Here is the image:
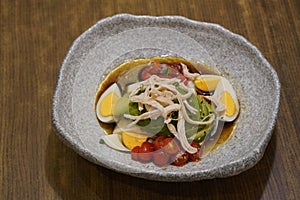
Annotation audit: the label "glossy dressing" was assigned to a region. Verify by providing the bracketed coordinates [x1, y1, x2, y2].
[95, 56, 236, 150]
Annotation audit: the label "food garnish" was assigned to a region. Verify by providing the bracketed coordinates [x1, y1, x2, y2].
[95, 57, 239, 167]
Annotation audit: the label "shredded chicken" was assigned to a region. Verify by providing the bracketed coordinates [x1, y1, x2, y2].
[124, 75, 215, 154]
[181, 63, 200, 80]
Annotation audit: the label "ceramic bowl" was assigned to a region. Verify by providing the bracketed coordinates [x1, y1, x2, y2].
[52, 14, 280, 181]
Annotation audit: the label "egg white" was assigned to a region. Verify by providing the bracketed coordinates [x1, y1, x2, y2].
[213, 77, 239, 122]
[196, 74, 239, 122]
[96, 83, 121, 123]
[101, 134, 130, 152]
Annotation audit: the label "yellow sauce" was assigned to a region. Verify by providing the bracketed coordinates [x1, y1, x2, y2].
[213, 123, 237, 151]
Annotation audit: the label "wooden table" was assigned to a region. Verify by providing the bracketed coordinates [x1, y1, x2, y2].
[1, 0, 299, 199]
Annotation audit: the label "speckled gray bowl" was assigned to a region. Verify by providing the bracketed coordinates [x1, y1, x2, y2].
[52, 14, 280, 182]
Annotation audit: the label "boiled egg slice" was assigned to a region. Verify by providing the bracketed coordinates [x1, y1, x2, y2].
[211, 77, 239, 122]
[96, 83, 121, 123]
[101, 122, 147, 152]
[113, 119, 148, 150]
[194, 74, 222, 93]
[101, 134, 130, 152]
[195, 75, 239, 122]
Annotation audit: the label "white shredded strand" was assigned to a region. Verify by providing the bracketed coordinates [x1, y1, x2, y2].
[181, 63, 200, 80]
[123, 75, 214, 153]
[183, 100, 198, 114]
[177, 111, 198, 153]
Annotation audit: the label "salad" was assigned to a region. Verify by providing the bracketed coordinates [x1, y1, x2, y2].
[95, 57, 239, 167]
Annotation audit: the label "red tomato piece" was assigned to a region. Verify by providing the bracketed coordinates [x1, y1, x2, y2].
[138, 141, 154, 163]
[171, 153, 189, 167]
[162, 137, 180, 155]
[139, 63, 188, 83]
[170, 63, 183, 74]
[153, 136, 166, 150]
[188, 142, 201, 162]
[140, 65, 158, 80]
[141, 141, 154, 152]
[131, 146, 140, 161]
[153, 150, 170, 167]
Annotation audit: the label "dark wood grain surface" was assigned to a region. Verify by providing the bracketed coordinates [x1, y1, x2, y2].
[1, 0, 299, 199]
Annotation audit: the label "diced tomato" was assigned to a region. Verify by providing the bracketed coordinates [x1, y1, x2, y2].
[138, 141, 154, 163]
[139, 62, 188, 83]
[131, 139, 201, 167]
[153, 150, 170, 167]
[153, 136, 166, 150]
[188, 142, 201, 162]
[171, 153, 189, 166]
[169, 63, 183, 74]
[141, 141, 154, 152]
[131, 146, 140, 161]
[162, 137, 180, 155]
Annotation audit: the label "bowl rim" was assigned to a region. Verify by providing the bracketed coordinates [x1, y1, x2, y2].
[52, 13, 281, 181]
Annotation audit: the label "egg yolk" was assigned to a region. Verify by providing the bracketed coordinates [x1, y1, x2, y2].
[194, 77, 221, 92]
[122, 132, 147, 150]
[100, 93, 119, 117]
[220, 91, 236, 117]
